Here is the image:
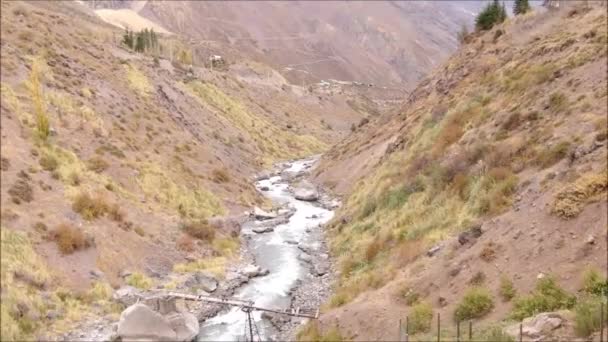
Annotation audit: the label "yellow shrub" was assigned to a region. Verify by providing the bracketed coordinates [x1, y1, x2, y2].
[552, 171, 608, 219]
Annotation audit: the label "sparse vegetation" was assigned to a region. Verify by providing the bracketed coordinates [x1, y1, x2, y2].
[574, 295, 607, 337]
[581, 268, 608, 297]
[499, 276, 516, 302]
[8, 179, 33, 204]
[548, 92, 568, 113]
[552, 170, 607, 219]
[510, 277, 576, 320]
[39, 154, 59, 171]
[180, 220, 215, 241]
[86, 157, 109, 173]
[27, 57, 50, 140]
[211, 168, 231, 183]
[296, 321, 344, 342]
[409, 302, 434, 334]
[71, 192, 123, 221]
[536, 141, 571, 169]
[51, 224, 91, 254]
[454, 287, 494, 321]
[125, 272, 152, 290]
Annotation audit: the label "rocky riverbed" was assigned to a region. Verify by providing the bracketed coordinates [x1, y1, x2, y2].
[67, 157, 338, 341]
[198, 157, 338, 341]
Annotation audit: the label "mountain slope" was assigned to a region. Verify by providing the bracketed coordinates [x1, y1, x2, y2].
[102, 0, 485, 88]
[0, 1, 365, 339]
[308, 5, 608, 340]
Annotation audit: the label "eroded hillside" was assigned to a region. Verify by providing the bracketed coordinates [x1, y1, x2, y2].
[0, 1, 366, 339]
[93, 0, 485, 88]
[309, 5, 608, 341]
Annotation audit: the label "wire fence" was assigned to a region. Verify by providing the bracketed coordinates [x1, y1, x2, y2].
[398, 303, 607, 342]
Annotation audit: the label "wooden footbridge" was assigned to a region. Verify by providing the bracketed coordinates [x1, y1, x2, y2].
[164, 291, 319, 319]
[156, 291, 318, 342]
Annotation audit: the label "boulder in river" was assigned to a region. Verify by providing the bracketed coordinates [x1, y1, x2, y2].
[117, 303, 177, 341]
[242, 265, 270, 278]
[252, 207, 277, 220]
[297, 252, 313, 263]
[252, 226, 274, 234]
[294, 187, 319, 201]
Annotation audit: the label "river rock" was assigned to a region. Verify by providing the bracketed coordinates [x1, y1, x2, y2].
[117, 303, 177, 341]
[298, 252, 312, 263]
[259, 186, 270, 191]
[225, 272, 249, 287]
[255, 172, 271, 181]
[252, 226, 274, 234]
[253, 207, 277, 220]
[167, 312, 199, 341]
[183, 271, 218, 293]
[242, 265, 269, 278]
[294, 187, 319, 201]
[113, 286, 142, 307]
[312, 261, 330, 276]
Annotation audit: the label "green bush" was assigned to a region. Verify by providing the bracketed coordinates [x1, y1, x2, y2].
[39, 154, 58, 171]
[574, 296, 607, 337]
[409, 302, 434, 334]
[476, 0, 507, 31]
[499, 276, 516, 302]
[454, 287, 494, 321]
[582, 268, 608, 297]
[477, 325, 515, 342]
[126, 272, 152, 290]
[510, 277, 576, 320]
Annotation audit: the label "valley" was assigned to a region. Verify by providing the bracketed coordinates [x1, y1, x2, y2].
[1, 1, 607, 342]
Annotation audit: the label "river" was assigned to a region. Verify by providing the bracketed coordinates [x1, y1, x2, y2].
[198, 158, 334, 341]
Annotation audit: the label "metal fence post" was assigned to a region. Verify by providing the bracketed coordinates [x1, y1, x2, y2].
[406, 316, 409, 342]
[468, 320, 472, 341]
[519, 323, 523, 342]
[600, 303, 604, 342]
[399, 319, 402, 342]
[437, 313, 441, 342]
[456, 320, 460, 342]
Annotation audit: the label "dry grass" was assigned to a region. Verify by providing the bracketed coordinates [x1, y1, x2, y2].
[50, 223, 91, 254]
[180, 220, 215, 241]
[173, 257, 227, 278]
[552, 170, 607, 219]
[27, 57, 50, 140]
[71, 192, 123, 221]
[8, 179, 33, 204]
[177, 234, 195, 252]
[296, 321, 344, 342]
[86, 157, 109, 173]
[125, 64, 152, 96]
[39, 154, 59, 171]
[211, 168, 231, 183]
[125, 272, 152, 290]
[136, 163, 224, 220]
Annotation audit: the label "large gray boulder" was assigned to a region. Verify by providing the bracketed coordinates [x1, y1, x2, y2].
[167, 312, 199, 341]
[113, 286, 142, 307]
[117, 303, 177, 341]
[252, 207, 277, 220]
[294, 187, 319, 201]
[242, 265, 270, 278]
[504, 312, 563, 340]
[183, 272, 218, 293]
